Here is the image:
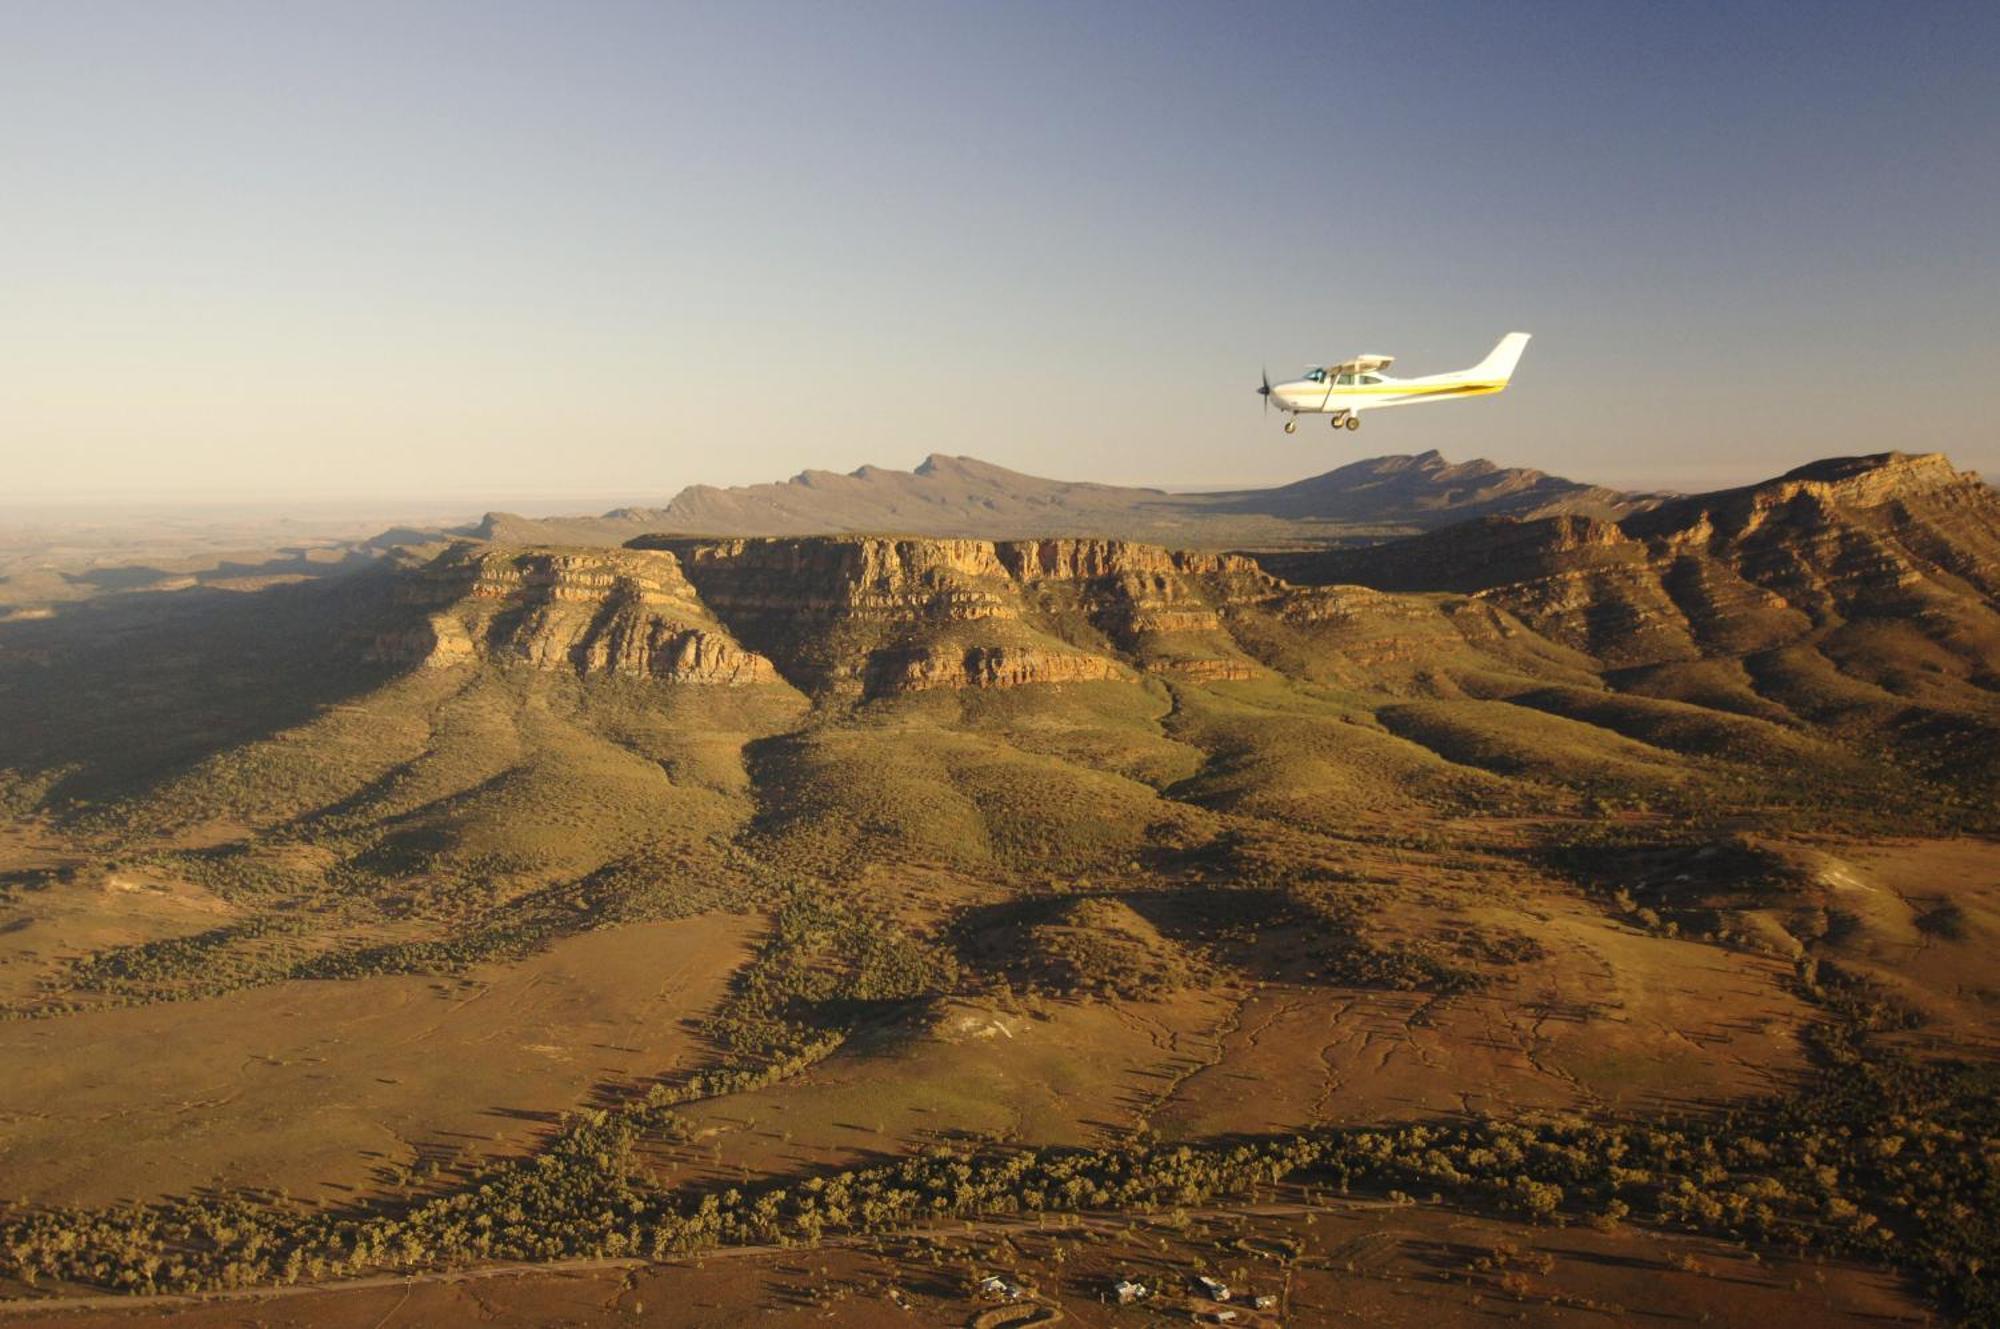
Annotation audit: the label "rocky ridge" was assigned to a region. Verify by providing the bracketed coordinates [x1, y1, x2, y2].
[369, 546, 774, 684]
[623, 535, 1284, 695]
[1271, 452, 2000, 671]
[376, 536, 1307, 697]
[471, 451, 1652, 549]
[369, 454, 2000, 789]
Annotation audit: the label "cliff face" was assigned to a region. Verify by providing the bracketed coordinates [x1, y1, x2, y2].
[372, 536, 1302, 698]
[374, 453, 2000, 727]
[1278, 452, 2000, 671]
[369, 547, 775, 685]
[632, 535, 1281, 694]
[867, 644, 1129, 694]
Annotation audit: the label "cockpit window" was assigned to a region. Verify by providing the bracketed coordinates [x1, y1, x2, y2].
[1335, 372, 1356, 386]
[1303, 368, 1326, 383]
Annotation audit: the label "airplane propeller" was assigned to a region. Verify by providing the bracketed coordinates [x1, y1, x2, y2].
[1258, 368, 1272, 415]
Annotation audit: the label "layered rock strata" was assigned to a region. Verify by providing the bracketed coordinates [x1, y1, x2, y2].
[1278, 453, 2000, 671]
[368, 547, 774, 684]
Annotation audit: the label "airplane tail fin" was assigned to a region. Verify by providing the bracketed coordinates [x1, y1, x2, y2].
[1468, 331, 1532, 384]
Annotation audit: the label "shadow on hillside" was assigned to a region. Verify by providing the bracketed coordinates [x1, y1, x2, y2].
[952, 887, 1313, 989]
[0, 567, 408, 813]
[59, 545, 385, 593]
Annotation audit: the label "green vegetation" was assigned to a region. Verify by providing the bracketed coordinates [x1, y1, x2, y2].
[1315, 934, 1486, 994]
[4, 961, 1994, 1322]
[699, 879, 957, 1061]
[1916, 903, 1968, 942]
[957, 895, 1208, 1000]
[10, 841, 759, 1017]
[61, 915, 314, 997]
[1285, 880, 1541, 994]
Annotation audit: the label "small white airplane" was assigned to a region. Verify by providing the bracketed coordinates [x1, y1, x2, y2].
[1258, 332, 1531, 433]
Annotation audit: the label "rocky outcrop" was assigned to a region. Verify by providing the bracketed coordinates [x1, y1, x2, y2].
[1628, 452, 1978, 542]
[631, 535, 1275, 694]
[663, 536, 1017, 623]
[998, 540, 1275, 648]
[867, 644, 1129, 694]
[993, 539, 1261, 582]
[367, 621, 476, 669]
[1146, 657, 1258, 682]
[371, 546, 775, 684]
[377, 454, 1999, 705]
[1279, 452, 2000, 671]
[376, 538, 1200, 696]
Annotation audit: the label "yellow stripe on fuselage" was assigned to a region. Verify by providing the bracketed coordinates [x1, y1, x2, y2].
[1332, 379, 1506, 395]
[1283, 379, 1507, 408]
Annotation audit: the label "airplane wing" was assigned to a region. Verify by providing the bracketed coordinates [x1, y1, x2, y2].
[1329, 353, 1395, 375]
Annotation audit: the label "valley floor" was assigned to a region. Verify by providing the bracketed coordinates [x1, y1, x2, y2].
[0, 1196, 1931, 1328]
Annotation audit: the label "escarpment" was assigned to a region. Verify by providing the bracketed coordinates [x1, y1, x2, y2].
[627, 535, 1299, 693]
[372, 535, 1311, 697]
[866, 644, 1130, 694]
[1277, 452, 2000, 673]
[367, 453, 2000, 723]
[368, 546, 775, 684]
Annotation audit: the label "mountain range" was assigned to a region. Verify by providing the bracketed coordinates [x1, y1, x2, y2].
[472, 449, 1651, 549]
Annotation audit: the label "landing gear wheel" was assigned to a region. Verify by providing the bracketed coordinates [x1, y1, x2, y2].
[1331, 416, 1343, 430]
[1283, 419, 1297, 434]
[1344, 415, 1360, 431]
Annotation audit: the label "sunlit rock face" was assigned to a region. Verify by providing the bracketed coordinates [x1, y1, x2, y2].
[372, 453, 2000, 713]
[369, 546, 773, 684]
[1282, 452, 2000, 672]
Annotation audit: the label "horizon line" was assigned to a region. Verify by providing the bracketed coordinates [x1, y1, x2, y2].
[1, 451, 1974, 517]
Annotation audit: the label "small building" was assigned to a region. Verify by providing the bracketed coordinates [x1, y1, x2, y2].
[1252, 1294, 1278, 1310]
[1200, 1312, 1239, 1325]
[1196, 1275, 1232, 1302]
[1112, 1277, 1150, 1304]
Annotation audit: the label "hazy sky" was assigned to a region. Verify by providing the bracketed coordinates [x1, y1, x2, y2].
[4, 1, 1996, 504]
